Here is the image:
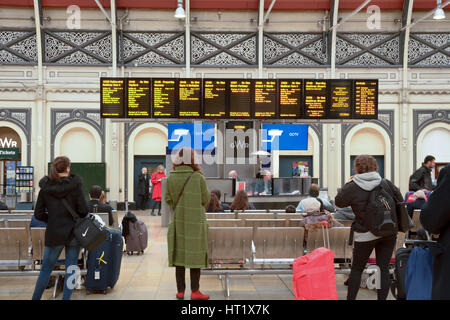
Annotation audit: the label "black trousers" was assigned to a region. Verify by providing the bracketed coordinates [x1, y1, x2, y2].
[137, 195, 146, 210]
[151, 201, 161, 213]
[175, 266, 201, 292]
[347, 234, 397, 300]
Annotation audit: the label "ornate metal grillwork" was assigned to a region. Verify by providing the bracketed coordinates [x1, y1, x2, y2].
[120, 32, 184, 66]
[408, 33, 450, 66]
[0, 29, 37, 64]
[44, 30, 112, 65]
[263, 33, 327, 66]
[336, 33, 400, 66]
[191, 32, 257, 66]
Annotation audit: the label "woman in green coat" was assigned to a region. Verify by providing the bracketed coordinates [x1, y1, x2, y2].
[165, 148, 211, 300]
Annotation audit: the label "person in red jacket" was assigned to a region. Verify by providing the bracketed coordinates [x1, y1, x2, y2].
[151, 165, 166, 216]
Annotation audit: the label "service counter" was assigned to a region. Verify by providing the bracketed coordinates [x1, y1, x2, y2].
[160, 177, 315, 227]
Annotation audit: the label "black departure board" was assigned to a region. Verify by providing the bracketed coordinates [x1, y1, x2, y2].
[101, 78, 125, 118]
[229, 80, 252, 118]
[304, 80, 327, 119]
[152, 78, 177, 118]
[127, 78, 150, 118]
[254, 80, 277, 118]
[354, 80, 378, 119]
[328, 80, 352, 119]
[278, 80, 302, 118]
[203, 79, 227, 118]
[100, 77, 379, 120]
[178, 79, 201, 118]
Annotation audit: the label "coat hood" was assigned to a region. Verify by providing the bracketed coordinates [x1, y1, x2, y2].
[353, 171, 382, 191]
[39, 174, 83, 199]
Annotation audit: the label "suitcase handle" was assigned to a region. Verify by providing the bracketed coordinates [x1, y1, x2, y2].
[321, 221, 330, 249]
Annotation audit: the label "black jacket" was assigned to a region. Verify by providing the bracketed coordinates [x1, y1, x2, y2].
[34, 174, 89, 247]
[409, 165, 434, 191]
[420, 164, 450, 300]
[335, 179, 403, 233]
[137, 173, 149, 197]
[88, 199, 113, 226]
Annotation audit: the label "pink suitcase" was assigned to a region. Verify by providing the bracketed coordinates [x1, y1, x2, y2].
[125, 219, 148, 255]
[292, 221, 338, 300]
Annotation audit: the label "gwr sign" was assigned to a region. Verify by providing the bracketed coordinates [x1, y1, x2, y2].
[0, 137, 18, 148]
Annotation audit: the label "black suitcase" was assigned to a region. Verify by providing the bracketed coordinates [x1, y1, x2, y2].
[391, 247, 413, 300]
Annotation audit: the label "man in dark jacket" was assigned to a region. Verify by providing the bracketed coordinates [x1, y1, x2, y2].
[88, 185, 113, 226]
[137, 167, 149, 210]
[409, 155, 435, 191]
[420, 164, 450, 300]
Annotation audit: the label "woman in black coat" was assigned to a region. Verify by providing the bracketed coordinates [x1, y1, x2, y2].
[420, 164, 450, 300]
[32, 156, 89, 300]
[335, 155, 403, 300]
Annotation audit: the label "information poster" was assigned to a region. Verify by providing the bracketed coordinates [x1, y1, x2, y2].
[203, 79, 227, 118]
[328, 80, 352, 119]
[152, 79, 177, 118]
[100, 78, 125, 118]
[278, 80, 302, 118]
[354, 80, 378, 119]
[229, 80, 252, 118]
[178, 79, 202, 118]
[127, 78, 150, 118]
[303, 80, 327, 119]
[254, 80, 277, 118]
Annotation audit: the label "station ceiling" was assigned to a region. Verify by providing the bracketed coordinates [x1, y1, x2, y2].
[0, 0, 439, 11]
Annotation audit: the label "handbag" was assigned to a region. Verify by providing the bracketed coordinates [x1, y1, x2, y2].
[382, 180, 414, 233]
[62, 198, 107, 251]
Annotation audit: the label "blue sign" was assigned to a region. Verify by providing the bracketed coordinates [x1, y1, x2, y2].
[168, 123, 215, 150]
[261, 124, 308, 151]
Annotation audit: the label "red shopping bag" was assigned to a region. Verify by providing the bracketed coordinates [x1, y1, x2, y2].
[292, 221, 338, 300]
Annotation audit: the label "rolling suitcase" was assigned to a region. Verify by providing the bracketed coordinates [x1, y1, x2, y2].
[405, 245, 434, 300]
[390, 247, 413, 300]
[125, 219, 148, 255]
[86, 228, 124, 294]
[292, 221, 338, 300]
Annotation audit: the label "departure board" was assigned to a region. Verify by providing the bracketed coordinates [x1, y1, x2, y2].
[127, 78, 150, 118]
[304, 80, 327, 118]
[278, 80, 302, 118]
[328, 80, 352, 119]
[101, 78, 125, 118]
[152, 79, 177, 118]
[203, 79, 227, 118]
[354, 80, 378, 119]
[179, 79, 202, 118]
[254, 80, 277, 118]
[229, 80, 252, 118]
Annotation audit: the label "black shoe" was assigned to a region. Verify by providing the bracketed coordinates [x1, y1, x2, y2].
[151, 212, 156, 216]
[344, 278, 349, 286]
[158, 212, 161, 216]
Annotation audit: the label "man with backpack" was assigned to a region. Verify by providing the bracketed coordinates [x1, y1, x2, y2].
[409, 155, 436, 192]
[335, 155, 403, 300]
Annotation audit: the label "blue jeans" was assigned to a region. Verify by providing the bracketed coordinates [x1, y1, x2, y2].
[32, 244, 81, 300]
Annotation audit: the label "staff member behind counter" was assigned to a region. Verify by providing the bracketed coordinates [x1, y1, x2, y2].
[247, 170, 277, 196]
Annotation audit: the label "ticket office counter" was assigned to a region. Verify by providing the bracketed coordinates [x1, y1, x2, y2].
[160, 177, 316, 227]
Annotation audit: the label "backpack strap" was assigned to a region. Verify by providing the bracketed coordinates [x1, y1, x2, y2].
[173, 172, 195, 209]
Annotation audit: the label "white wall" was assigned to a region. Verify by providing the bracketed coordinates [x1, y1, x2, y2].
[421, 127, 450, 163]
[59, 127, 97, 162]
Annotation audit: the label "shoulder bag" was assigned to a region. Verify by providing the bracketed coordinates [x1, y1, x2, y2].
[62, 198, 107, 251]
[382, 180, 414, 233]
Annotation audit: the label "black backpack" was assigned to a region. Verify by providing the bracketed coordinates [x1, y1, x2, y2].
[363, 180, 398, 237]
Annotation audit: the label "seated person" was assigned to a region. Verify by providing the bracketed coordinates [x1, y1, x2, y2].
[230, 190, 256, 212]
[254, 170, 276, 196]
[0, 200, 8, 210]
[332, 205, 355, 221]
[228, 170, 241, 181]
[406, 190, 428, 218]
[303, 198, 343, 229]
[297, 184, 335, 213]
[285, 205, 296, 213]
[211, 189, 230, 210]
[88, 185, 113, 226]
[205, 193, 224, 213]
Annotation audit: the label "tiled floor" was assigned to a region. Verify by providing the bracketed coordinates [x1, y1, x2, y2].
[0, 211, 392, 300]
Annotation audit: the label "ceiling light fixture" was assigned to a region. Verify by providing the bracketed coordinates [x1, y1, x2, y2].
[175, 0, 186, 19]
[433, 0, 446, 20]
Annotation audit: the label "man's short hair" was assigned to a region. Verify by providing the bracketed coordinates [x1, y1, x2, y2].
[424, 155, 435, 164]
[211, 189, 222, 201]
[308, 184, 320, 197]
[89, 185, 103, 199]
[285, 205, 296, 213]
